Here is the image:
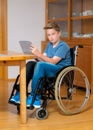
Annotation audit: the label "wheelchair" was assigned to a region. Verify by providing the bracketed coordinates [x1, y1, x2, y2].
[8, 45, 90, 120]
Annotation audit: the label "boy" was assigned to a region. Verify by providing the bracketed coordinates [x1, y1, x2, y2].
[10, 22, 71, 108]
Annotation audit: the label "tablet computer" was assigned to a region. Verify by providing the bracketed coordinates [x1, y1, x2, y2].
[19, 41, 32, 54]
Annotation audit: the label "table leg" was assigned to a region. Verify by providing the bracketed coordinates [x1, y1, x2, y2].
[20, 60, 27, 123]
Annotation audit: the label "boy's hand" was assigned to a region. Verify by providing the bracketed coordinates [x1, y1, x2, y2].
[30, 45, 40, 56]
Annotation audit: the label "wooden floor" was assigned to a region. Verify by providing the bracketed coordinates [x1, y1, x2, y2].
[0, 79, 93, 130]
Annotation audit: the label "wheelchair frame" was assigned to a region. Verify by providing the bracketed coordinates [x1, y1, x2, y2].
[9, 45, 90, 120]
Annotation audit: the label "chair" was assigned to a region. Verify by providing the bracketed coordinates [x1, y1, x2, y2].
[9, 45, 90, 120]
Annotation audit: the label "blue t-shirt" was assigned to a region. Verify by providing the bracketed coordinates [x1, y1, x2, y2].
[44, 40, 71, 68]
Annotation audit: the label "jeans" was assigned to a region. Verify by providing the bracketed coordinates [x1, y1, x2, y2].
[26, 61, 36, 89]
[26, 61, 62, 97]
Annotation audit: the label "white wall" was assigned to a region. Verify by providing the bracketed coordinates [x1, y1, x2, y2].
[8, 0, 45, 78]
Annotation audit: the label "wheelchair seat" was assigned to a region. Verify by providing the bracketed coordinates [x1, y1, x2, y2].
[8, 45, 90, 120]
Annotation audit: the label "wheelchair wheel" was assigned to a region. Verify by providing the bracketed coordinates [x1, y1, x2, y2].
[35, 108, 48, 120]
[55, 66, 90, 115]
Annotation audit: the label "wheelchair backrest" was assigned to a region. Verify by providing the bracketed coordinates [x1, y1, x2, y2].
[70, 45, 83, 66]
[70, 46, 76, 66]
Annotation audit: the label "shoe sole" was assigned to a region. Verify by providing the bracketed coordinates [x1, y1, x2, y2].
[9, 99, 20, 104]
[26, 105, 30, 107]
[33, 105, 40, 108]
[26, 104, 40, 108]
[10, 100, 40, 108]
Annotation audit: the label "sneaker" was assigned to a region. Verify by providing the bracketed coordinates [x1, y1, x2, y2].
[26, 95, 33, 107]
[33, 99, 40, 108]
[10, 91, 20, 104]
[26, 95, 41, 108]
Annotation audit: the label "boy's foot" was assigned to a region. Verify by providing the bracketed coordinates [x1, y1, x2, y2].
[33, 99, 40, 108]
[26, 95, 33, 107]
[26, 95, 40, 108]
[9, 91, 20, 104]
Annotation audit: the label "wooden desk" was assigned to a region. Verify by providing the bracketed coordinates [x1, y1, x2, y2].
[0, 51, 35, 123]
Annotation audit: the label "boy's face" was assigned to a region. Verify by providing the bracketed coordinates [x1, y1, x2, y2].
[47, 29, 61, 44]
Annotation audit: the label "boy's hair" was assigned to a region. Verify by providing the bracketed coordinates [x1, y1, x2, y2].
[44, 22, 61, 32]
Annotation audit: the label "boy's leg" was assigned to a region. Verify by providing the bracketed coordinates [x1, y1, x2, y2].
[31, 61, 61, 94]
[27, 61, 61, 108]
[10, 61, 37, 104]
[26, 61, 37, 89]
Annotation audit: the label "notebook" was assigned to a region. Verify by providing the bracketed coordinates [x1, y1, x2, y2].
[19, 41, 32, 54]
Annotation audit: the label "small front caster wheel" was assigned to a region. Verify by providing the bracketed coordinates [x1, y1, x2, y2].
[35, 108, 48, 120]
